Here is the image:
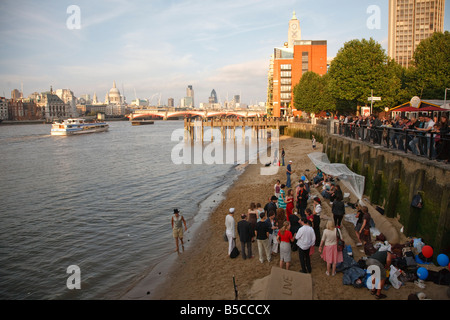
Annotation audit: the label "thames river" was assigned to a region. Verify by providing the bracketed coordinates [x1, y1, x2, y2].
[0, 120, 256, 299]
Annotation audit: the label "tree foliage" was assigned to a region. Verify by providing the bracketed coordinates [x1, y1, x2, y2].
[293, 72, 335, 114]
[412, 31, 450, 99]
[327, 38, 401, 113]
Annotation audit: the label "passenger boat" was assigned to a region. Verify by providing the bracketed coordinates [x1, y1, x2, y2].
[51, 118, 109, 136]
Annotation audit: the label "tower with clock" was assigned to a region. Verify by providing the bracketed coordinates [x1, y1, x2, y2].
[288, 11, 301, 48]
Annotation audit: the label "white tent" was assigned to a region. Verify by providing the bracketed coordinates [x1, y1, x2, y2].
[307, 152, 365, 204]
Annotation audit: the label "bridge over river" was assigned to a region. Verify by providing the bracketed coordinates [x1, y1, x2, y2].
[128, 108, 266, 120]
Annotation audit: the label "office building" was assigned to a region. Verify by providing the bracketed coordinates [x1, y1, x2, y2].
[186, 85, 194, 108]
[388, 0, 446, 68]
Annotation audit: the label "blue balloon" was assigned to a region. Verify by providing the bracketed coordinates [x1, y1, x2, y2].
[417, 267, 428, 280]
[301, 176, 306, 181]
[437, 254, 449, 267]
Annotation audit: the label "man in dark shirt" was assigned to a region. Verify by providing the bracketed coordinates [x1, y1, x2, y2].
[264, 195, 278, 215]
[296, 183, 309, 219]
[255, 212, 271, 263]
[237, 214, 253, 260]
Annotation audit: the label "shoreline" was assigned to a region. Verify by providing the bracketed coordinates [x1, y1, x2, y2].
[122, 136, 450, 300]
[120, 163, 247, 300]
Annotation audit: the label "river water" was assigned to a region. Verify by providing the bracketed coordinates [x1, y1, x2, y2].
[0, 120, 271, 300]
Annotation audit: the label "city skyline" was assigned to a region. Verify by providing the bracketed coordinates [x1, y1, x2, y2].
[1, 0, 449, 106]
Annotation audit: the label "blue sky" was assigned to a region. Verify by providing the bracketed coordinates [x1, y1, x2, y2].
[0, 0, 449, 105]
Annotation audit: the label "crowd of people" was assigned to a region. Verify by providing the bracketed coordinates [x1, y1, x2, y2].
[338, 114, 449, 163]
[222, 165, 364, 281]
[223, 166, 395, 298]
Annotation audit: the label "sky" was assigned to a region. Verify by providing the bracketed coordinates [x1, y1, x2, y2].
[0, 0, 449, 106]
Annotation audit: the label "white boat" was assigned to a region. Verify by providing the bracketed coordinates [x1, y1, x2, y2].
[51, 118, 109, 136]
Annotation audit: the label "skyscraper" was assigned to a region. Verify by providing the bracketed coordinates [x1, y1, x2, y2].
[209, 89, 218, 104]
[186, 85, 194, 108]
[388, 0, 446, 68]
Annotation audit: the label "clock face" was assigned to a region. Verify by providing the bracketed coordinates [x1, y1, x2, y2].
[291, 23, 297, 30]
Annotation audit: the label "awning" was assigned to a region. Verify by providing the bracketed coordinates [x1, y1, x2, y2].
[389, 100, 445, 112]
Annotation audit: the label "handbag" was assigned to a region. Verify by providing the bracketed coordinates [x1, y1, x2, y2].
[230, 246, 240, 259]
[336, 228, 345, 252]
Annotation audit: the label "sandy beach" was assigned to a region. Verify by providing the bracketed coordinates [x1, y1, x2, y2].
[125, 136, 449, 301]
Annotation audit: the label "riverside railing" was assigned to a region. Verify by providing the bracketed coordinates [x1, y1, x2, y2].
[334, 122, 450, 161]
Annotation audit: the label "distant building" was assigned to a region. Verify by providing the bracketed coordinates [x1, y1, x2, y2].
[268, 12, 327, 117]
[8, 99, 41, 120]
[0, 97, 8, 120]
[37, 90, 72, 120]
[181, 96, 194, 108]
[388, 0, 446, 68]
[11, 89, 23, 101]
[105, 81, 123, 106]
[168, 98, 174, 108]
[209, 89, 218, 104]
[186, 85, 194, 107]
[104, 81, 126, 115]
[55, 89, 78, 117]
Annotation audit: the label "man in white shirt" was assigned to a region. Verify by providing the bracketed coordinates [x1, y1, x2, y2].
[225, 208, 236, 256]
[295, 218, 316, 273]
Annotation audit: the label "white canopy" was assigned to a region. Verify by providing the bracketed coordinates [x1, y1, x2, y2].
[308, 152, 365, 203]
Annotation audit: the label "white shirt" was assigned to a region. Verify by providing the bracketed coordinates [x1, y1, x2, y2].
[314, 204, 322, 216]
[424, 120, 435, 137]
[295, 225, 316, 250]
[225, 214, 235, 238]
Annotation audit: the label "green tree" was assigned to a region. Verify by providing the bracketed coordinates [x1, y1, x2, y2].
[293, 72, 335, 114]
[328, 38, 401, 114]
[412, 31, 450, 99]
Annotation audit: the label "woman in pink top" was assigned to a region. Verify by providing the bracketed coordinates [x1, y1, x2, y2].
[319, 220, 343, 276]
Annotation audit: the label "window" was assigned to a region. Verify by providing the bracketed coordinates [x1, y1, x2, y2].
[281, 64, 292, 70]
[281, 85, 292, 92]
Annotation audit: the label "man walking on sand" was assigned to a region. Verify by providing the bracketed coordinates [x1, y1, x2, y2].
[171, 209, 187, 253]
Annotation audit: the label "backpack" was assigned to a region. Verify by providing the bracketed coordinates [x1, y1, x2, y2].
[411, 194, 423, 208]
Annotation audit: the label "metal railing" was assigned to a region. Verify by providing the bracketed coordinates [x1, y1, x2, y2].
[334, 122, 450, 161]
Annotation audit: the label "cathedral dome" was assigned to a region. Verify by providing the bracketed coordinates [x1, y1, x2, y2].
[109, 81, 120, 96]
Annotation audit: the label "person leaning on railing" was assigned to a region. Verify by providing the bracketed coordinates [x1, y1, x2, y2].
[434, 115, 449, 162]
